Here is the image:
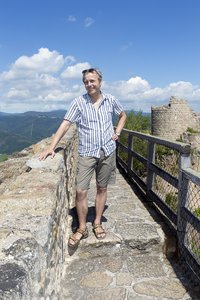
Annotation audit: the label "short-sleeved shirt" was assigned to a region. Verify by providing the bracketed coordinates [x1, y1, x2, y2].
[64, 92, 124, 158]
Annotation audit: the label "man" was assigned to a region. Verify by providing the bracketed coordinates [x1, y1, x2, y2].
[39, 68, 126, 248]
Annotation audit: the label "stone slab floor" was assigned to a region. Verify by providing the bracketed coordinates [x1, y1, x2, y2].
[60, 169, 200, 300]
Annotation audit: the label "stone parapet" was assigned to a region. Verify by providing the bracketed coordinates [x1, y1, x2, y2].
[0, 126, 78, 299]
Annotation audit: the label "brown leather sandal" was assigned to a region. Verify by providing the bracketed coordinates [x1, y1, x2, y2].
[68, 227, 88, 248]
[93, 224, 106, 240]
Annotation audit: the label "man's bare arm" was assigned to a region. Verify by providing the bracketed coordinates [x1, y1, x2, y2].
[112, 111, 127, 141]
[115, 111, 127, 135]
[39, 119, 71, 160]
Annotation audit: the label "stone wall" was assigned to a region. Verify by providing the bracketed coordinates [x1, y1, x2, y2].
[151, 96, 200, 140]
[0, 126, 78, 299]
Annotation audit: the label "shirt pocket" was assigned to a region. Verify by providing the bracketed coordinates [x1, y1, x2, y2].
[100, 105, 113, 123]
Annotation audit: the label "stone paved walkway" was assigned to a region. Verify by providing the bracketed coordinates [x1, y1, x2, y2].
[60, 169, 200, 300]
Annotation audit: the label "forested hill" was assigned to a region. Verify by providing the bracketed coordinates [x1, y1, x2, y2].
[0, 110, 66, 155]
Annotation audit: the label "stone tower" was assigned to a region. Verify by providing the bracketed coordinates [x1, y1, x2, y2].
[151, 96, 200, 140]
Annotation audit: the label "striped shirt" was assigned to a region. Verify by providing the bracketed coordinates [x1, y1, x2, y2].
[64, 92, 124, 158]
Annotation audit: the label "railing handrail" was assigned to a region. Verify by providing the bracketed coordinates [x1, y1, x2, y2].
[121, 128, 191, 153]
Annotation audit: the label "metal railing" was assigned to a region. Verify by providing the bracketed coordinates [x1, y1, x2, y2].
[116, 128, 200, 281]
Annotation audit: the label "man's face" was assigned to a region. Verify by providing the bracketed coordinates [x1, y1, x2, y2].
[83, 72, 101, 97]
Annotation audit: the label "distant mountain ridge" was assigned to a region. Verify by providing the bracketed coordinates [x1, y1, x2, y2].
[0, 110, 66, 155]
[0, 110, 66, 117]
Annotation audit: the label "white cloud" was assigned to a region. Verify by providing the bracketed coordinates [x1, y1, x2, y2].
[0, 48, 200, 113]
[6, 88, 29, 99]
[60, 62, 90, 79]
[84, 17, 95, 27]
[104, 77, 200, 112]
[67, 15, 77, 22]
[14, 48, 64, 73]
[65, 56, 76, 65]
[1, 48, 65, 82]
[103, 76, 150, 98]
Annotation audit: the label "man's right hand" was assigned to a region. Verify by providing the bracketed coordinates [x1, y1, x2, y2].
[39, 149, 55, 161]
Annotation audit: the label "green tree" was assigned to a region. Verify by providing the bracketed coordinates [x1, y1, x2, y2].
[118, 111, 150, 176]
[124, 111, 150, 132]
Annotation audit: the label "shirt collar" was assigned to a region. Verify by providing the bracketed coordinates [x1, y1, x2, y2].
[84, 91, 107, 103]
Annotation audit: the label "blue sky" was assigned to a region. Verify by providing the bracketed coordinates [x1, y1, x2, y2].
[0, 0, 200, 113]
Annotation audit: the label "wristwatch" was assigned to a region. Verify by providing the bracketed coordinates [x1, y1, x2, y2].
[115, 132, 120, 136]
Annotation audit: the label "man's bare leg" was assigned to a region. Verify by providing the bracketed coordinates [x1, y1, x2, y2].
[93, 185, 107, 238]
[68, 189, 88, 246]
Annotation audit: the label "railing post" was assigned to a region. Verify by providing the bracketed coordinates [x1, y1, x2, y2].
[146, 141, 155, 201]
[127, 133, 133, 176]
[177, 153, 191, 254]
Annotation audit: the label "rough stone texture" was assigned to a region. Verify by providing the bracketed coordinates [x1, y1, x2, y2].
[126, 255, 166, 277]
[60, 171, 199, 300]
[151, 96, 200, 141]
[86, 288, 126, 300]
[80, 272, 113, 288]
[133, 278, 187, 299]
[0, 263, 30, 299]
[0, 126, 78, 299]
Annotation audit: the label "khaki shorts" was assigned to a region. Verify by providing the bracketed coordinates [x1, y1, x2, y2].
[76, 150, 116, 190]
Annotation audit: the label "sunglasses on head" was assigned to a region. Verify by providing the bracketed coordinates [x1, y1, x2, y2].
[82, 68, 102, 79]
